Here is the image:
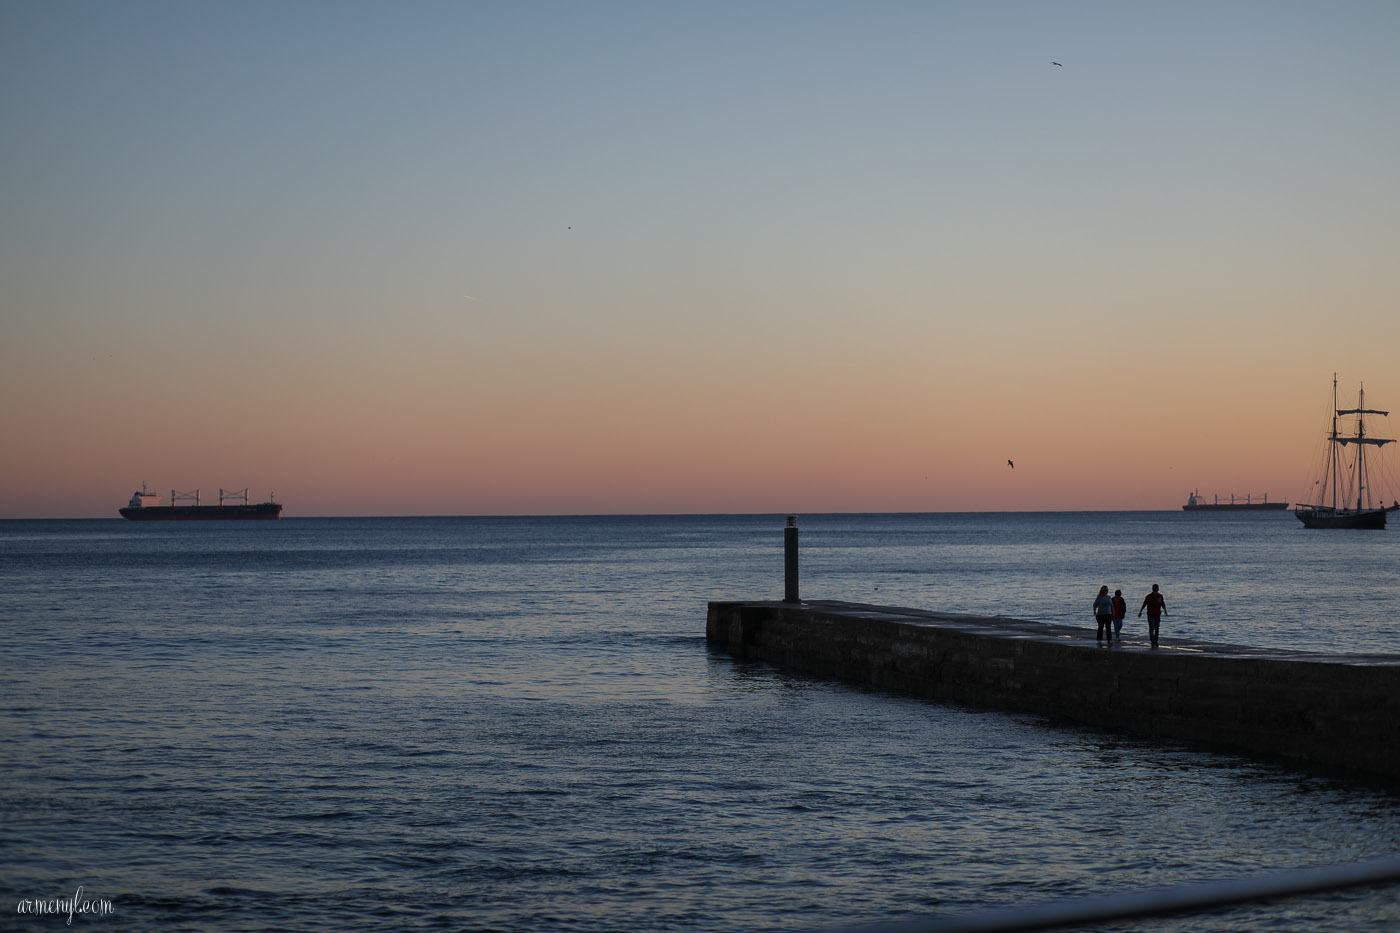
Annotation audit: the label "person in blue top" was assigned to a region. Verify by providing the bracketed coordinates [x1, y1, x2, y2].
[1092, 585, 1114, 643]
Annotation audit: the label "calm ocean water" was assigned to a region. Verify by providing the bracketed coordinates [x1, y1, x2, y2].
[2, 511, 1399, 931]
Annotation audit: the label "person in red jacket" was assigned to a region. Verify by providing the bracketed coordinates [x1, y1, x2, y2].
[1111, 589, 1127, 642]
[1138, 584, 1167, 648]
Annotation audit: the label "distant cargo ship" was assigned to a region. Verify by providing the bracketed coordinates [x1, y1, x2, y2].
[1182, 490, 1288, 512]
[119, 484, 282, 521]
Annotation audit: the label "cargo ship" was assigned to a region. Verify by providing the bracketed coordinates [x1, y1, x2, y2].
[119, 484, 282, 520]
[1182, 490, 1288, 511]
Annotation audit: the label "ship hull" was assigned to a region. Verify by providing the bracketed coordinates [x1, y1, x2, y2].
[120, 504, 283, 521]
[1183, 502, 1289, 511]
[1293, 506, 1393, 530]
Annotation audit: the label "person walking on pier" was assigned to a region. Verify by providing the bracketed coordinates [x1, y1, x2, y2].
[1138, 584, 1167, 648]
[1092, 585, 1114, 643]
[1111, 589, 1127, 642]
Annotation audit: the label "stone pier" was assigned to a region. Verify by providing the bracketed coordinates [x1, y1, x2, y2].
[707, 600, 1400, 780]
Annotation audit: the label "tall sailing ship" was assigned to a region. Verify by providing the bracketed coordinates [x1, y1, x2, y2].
[1294, 376, 1400, 530]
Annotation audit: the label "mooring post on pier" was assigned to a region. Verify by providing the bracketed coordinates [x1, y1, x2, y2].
[784, 515, 799, 603]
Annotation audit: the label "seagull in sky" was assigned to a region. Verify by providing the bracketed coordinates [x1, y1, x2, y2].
[1052, 62, 1062, 67]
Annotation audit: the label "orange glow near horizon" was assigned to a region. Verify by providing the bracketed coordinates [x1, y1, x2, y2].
[4, 338, 1389, 518]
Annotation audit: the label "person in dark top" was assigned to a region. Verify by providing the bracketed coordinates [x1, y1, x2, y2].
[1092, 585, 1114, 643]
[1138, 584, 1167, 648]
[1111, 589, 1127, 642]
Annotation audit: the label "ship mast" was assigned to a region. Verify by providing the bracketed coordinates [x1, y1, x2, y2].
[1328, 374, 1339, 511]
[1357, 385, 1365, 513]
[1358, 384, 1366, 513]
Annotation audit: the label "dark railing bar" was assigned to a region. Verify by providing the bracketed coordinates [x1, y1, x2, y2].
[827, 854, 1400, 933]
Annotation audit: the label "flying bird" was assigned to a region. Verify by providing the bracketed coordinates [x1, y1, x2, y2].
[1052, 62, 1062, 67]
[1008, 460, 1015, 469]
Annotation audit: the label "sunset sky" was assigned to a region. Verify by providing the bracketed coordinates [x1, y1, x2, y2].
[3, 1, 1399, 518]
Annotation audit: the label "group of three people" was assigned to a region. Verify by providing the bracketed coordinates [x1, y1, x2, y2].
[1092, 584, 1167, 648]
